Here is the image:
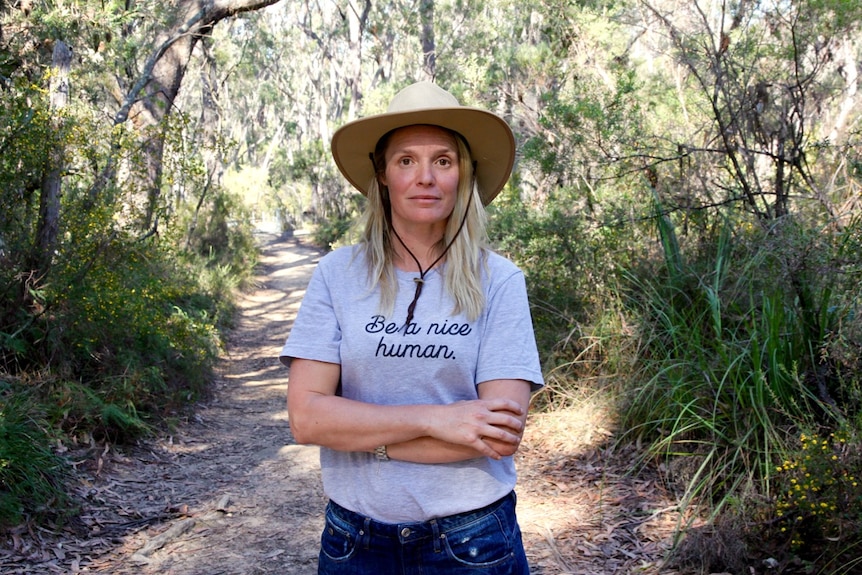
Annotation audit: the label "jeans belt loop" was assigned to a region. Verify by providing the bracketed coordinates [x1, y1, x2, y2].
[430, 518, 442, 553]
[362, 516, 372, 549]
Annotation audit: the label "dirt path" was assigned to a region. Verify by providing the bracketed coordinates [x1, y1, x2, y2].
[3, 233, 684, 574]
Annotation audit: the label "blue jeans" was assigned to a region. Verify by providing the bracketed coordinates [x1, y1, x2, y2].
[317, 491, 530, 574]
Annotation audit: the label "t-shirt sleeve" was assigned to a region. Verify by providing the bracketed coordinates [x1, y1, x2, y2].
[279, 262, 342, 366]
[475, 268, 544, 391]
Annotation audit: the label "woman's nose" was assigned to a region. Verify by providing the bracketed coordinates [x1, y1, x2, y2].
[417, 161, 435, 185]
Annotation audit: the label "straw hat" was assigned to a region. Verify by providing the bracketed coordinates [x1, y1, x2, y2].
[330, 81, 515, 206]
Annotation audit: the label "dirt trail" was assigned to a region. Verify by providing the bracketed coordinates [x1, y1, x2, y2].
[3, 233, 683, 574]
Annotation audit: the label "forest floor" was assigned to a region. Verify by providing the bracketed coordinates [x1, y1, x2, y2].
[1, 232, 692, 575]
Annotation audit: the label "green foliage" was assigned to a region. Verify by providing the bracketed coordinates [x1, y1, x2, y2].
[0, 382, 70, 529]
[488, 183, 641, 413]
[270, 139, 329, 187]
[46, 380, 149, 442]
[489, 190, 591, 351]
[47, 234, 225, 414]
[0, 89, 52, 253]
[264, 153, 309, 233]
[311, 215, 355, 251]
[266, 139, 351, 235]
[0, 1, 268, 535]
[628, 0, 862, 228]
[177, 186, 259, 287]
[224, 166, 277, 223]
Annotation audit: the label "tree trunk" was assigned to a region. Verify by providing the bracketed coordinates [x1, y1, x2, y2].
[346, 0, 371, 120]
[33, 40, 71, 272]
[185, 34, 224, 250]
[419, 0, 435, 81]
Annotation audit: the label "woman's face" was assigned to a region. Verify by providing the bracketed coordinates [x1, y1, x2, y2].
[380, 125, 460, 234]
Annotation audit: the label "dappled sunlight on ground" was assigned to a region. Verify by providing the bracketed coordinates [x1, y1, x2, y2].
[517, 397, 682, 574]
[224, 365, 283, 383]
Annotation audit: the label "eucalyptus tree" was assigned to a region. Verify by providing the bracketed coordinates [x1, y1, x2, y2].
[202, 1, 358, 229]
[631, 0, 862, 224]
[199, 0, 439, 233]
[626, 0, 862, 366]
[108, 0, 284, 236]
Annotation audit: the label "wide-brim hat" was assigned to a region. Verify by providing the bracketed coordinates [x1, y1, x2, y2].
[331, 81, 515, 206]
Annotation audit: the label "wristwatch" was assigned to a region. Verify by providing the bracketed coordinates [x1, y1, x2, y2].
[374, 445, 390, 461]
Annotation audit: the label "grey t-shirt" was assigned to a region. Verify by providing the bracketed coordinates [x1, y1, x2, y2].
[280, 244, 544, 523]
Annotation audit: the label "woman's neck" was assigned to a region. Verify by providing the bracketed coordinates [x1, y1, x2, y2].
[390, 225, 446, 273]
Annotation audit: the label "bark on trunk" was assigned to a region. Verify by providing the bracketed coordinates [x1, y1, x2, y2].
[34, 40, 71, 272]
[419, 0, 436, 81]
[185, 34, 224, 250]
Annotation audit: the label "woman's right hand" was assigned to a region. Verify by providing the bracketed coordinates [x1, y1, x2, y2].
[423, 397, 525, 459]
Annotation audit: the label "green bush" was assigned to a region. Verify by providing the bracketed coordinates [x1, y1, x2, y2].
[48, 235, 224, 416]
[176, 187, 259, 286]
[312, 214, 355, 251]
[489, 188, 592, 354]
[488, 185, 638, 396]
[46, 379, 150, 443]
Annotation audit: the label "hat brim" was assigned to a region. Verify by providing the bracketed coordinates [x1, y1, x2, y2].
[331, 106, 515, 206]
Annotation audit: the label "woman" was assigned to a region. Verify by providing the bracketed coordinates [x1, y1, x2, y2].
[280, 81, 544, 574]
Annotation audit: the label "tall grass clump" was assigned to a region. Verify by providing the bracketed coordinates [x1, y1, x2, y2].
[0, 381, 70, 529]
[620, 205, 862, 569]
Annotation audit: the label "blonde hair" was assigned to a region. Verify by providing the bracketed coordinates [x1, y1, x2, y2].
[357, 131, 489, 321]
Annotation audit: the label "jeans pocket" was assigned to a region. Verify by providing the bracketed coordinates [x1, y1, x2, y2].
[320, 507, 359, 562]
[442, 511, 515, 567]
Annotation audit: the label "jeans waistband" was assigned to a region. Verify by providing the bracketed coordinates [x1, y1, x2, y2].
[327, 491, 516, 543]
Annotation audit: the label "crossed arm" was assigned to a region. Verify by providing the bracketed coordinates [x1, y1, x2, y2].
[286, 358, 532, 463]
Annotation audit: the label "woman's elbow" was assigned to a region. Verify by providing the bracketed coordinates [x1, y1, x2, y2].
[289, 426, 314, 446]
[286, 402, 316, 445]
[288, 416, 320, 446]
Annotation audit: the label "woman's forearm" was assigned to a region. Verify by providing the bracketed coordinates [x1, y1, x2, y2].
[385, 429, 522, 463]
[290, 391, 524, 460]
[287, 360, 528, 459]
[289, 392, 437, 451]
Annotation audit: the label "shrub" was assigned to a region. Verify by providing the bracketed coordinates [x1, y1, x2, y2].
[489, 189, 594, 356]
[770, 427, 862, 569]
[49, 237, 224, 415]
[312, 214, 354, 251]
